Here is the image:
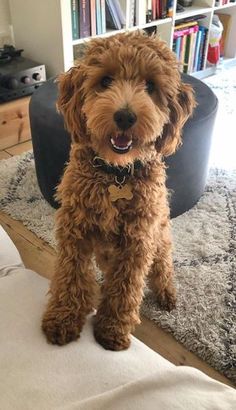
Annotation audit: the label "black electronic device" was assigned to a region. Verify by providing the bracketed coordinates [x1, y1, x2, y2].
[0, 45, 46, 103]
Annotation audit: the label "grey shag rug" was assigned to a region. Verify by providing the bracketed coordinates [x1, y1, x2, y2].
[0, 150, 236, 384]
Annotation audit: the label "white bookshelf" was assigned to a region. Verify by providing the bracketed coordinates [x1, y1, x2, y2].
[9, 0, 236, 78]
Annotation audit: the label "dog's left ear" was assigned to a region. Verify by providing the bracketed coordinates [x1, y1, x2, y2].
[56, 64, 87, 142]
[156, 82, 196, 156]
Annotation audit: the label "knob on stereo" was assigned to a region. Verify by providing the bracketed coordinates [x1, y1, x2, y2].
[32, 72, 41, 81]
[21, 76, 31, 84]
[7, 77, 19, 89]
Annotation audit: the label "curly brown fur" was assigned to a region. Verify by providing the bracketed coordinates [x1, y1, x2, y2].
[42, 31, 195, 350]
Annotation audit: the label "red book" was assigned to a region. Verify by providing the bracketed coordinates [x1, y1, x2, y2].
[152, 0, 157, 20]
[156, 0, 160, 19]
[80, 0, 91, 38]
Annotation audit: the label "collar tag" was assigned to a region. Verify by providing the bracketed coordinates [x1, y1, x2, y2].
[108, 183, 133, 202]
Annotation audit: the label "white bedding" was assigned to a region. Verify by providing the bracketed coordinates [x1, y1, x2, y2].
[0, 226, 235, 409]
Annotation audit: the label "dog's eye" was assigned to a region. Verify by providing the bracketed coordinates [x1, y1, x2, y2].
[146, 80, 155, 94]
[101, 76, 113, 89]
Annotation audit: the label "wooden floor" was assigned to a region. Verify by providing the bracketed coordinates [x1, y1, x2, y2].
[0, 141, 234, 388]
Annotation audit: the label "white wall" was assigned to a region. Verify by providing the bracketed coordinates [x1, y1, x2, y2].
[9, 0, 65, 77]
[0, 0, 13, 46]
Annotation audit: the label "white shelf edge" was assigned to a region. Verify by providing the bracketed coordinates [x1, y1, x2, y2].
[136, 18, 172, 28]
[174, 6, 213, 21]
[191, 66, 217, 79]
[72, 29, 126, 45]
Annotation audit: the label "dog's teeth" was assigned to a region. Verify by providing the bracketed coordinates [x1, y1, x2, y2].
[110, 137, 132, 150]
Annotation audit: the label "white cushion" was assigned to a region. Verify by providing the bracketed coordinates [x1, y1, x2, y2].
[0, 269, 236, 410]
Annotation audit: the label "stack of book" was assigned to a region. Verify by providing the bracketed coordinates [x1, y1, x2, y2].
[71, 0, 126, 40]
[173, 19, 209, 74]
[135, 0, 174, 25]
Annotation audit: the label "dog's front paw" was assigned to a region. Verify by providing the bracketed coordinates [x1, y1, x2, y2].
[42, 312, 84, 346]
[93, 319, 131, 351]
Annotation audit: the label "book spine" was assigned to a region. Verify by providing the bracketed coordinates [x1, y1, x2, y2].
[187, 31, 196, 74]
[129, 0, 135, 26]
[175, 21, 198, 30]
[146, 0, 152, 23]
[179, 35, 186, 72]
[113, 0, 126, 26]
[96, 0, 102, 34]
[200, 27, 209, 70]
[152, 0, 157, 20]
[100, 0, 106, 33]
[156, 0, 160, 19]
[167, 0, 174, 17]
[80, 0, 91, 38]
[188, 30, 198, 73]
[160, 0, 167, 19]
[193, 29, 202, 72]
[175, 36, 182, 61]
[106, 0, 122, 29]
[71, 0, 79, 40]
[197, 27, 206, 71]
[90, 0, 96, 36]
[183, 34, 191, 74]
[173, 38, 177, 54]
[136, 0, 146, 25]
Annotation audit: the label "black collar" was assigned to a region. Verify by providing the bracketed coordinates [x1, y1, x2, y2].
[92, 156, 144, 180]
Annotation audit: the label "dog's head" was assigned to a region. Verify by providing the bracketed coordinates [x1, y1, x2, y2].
[57, 31, 195, 166]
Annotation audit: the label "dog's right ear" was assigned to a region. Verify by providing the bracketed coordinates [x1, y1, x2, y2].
[56, 65, 86, 142]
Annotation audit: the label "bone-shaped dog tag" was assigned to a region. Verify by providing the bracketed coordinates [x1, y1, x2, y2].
[108, 184, 133, 202]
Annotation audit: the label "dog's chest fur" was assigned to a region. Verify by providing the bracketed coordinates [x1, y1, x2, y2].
[57, 147, 168, 237]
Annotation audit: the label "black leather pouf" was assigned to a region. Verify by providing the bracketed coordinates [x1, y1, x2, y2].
[29, 74, 218, 218]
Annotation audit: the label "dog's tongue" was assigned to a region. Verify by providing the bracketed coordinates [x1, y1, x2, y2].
[113, 134, 131, 148]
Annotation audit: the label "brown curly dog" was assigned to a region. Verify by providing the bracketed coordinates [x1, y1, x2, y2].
[42, 31, 195, 351]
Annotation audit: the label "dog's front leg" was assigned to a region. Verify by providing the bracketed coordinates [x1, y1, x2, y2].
[42, 210, 96, 345]
[94, 234, 155, 351]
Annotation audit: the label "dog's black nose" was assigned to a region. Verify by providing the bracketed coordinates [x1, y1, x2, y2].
[114, 109, 137, 130]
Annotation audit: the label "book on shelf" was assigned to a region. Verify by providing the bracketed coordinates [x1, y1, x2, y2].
[101, 0, 106, 33]
[71, 0, 79, 40]
[193, 29, 202, 72]
[71, 0, 127, 40]
[114, 0, 126, 26]
[173, 19, 209, 74]
[90, 0, 96, 36]
[136, 0, 146, 25]
[135, 0, 170, 25]
[106, 0, 122, 30]
[96, 0, 102, 35]
[80, 0, 91, 38]
[198, 26, 208, 71]
[147, 0, 152, 22]
[167, 0, 174, 17]
[105, 0, 126, 31]
[127, 0, 135, 27]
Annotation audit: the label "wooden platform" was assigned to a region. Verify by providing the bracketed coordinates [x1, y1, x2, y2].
[0, 141, 234, 389]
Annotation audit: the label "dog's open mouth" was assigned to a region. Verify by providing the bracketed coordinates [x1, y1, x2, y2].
[110, 134, 132, 154]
